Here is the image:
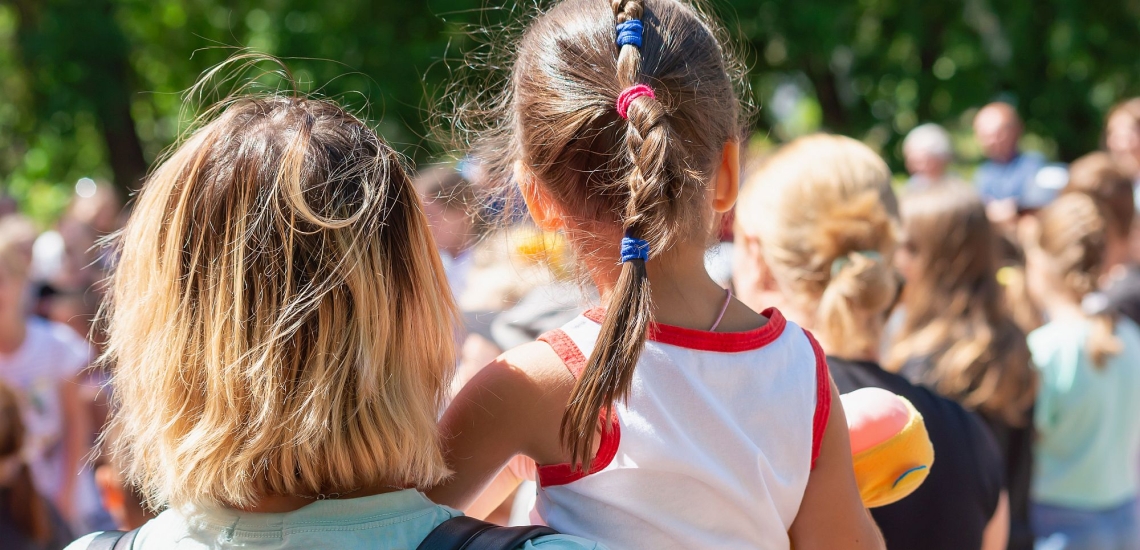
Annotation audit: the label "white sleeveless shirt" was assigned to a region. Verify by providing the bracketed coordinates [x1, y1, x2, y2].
[534, 307, 830, 550]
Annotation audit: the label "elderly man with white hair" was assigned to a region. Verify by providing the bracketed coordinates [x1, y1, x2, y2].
[903, 123, 963, 191]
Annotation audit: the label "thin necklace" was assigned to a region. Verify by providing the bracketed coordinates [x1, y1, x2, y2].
[708, 288, 734, 332]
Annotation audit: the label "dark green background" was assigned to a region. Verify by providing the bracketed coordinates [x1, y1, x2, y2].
[2, 0, 1138, 220]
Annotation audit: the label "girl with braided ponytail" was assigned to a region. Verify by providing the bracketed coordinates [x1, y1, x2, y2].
[1022, 192, 1140, 548]
[431, 1, 881, 548]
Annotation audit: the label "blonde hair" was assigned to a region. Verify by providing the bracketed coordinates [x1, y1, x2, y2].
[101, 85, 458, 509]
[1030, 192, 1120, 368]
[887, 186, 1035, 426]
[736, 134, 898, 359]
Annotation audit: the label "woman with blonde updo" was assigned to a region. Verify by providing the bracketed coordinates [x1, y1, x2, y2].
[1023, 192, 1140, 549]
[733, 134, 1009, 550]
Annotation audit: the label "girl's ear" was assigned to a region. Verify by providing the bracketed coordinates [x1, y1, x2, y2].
[516, 161, 564, 232]
[713, 140, 741, 214]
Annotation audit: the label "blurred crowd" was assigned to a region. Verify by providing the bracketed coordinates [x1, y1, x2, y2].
[1, 86, 1139, 548]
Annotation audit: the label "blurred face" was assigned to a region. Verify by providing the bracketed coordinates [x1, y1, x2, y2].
[421, 200, 473, 258]
[894, 233, 921, 284]
[904, 150, 949, 179]
[974, 109, 1020, 163]
[1106, 112, 1140, 176]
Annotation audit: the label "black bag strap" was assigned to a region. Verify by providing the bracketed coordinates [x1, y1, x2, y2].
[86, 528, 140, 550]
[416, 516, 559, 550]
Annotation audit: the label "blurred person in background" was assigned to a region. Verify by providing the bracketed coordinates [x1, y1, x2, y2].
[0, 221, 105, 533]
[1103, 100, 1140, 265]
[733, 134, 1009, 550]
[91, 423, 153, 532]
[888, 185, 1038, 550]
[973, 103, 1060, 225]
[903, 123, 964, 191]
[1023, 192, 1140, 550]
[1106, 99, 1140, 199]
[33, 182, 123, 344]
[0, 382, 72, 550]
[414, 162, 484, 300]
[1063, 152, 1140, 327]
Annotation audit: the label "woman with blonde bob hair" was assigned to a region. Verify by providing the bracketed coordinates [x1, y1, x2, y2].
[67, 60, 602, 550]
[733, 134, 1009, 550]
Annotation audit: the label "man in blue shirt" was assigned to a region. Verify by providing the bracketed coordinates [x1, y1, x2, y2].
[973, 103, 1060, 223]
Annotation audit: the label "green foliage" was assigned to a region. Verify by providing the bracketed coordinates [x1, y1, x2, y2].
[724, 0, 1140, 165]
[1, 0, 1139, 222]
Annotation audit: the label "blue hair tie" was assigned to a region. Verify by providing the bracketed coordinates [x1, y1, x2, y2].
[620, 236, 650, 263]
[616, 19, 643, 49]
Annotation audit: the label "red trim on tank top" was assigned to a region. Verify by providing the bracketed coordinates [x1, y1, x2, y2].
[803, 329, 832, 471]
[535, 329, 621, 487]
[580, 307, 787, 352]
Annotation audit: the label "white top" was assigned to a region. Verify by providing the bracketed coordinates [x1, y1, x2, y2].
[534, 308, 829, 550]
[0, 316, 91, 499]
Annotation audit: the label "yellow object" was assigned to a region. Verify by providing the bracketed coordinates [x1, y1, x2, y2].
[850, 396, 934, 508]
[512, 229, 573, 279]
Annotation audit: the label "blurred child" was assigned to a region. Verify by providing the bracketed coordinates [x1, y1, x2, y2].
[0, 220, 98, 532]
[1063, 152, 1140, 327]
[66, 66, 601, 550]
[414, 163, 483, 299]
[429, 2, 881, 548]
[1024, 192, 1140, 549]
[0, 382, 73, 550]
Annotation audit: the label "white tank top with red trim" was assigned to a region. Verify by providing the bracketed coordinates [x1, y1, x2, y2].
[534, 307, 830, 550]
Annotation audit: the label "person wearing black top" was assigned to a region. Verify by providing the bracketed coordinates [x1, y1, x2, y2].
[732, 134, 1010, 550]
[830, 357, 1006, 550]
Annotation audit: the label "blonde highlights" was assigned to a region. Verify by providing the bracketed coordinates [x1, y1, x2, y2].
[887, 186, 1035, 426]
[736, 134, 898, 360]
[101, 84, 457, 509]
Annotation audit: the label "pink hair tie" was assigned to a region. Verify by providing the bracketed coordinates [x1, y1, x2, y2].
[616, 84, 656, 120]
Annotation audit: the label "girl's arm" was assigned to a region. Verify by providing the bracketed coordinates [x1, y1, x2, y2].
[430, 342, 573, 511]
[789, 382, 885, 550]
[981, 491, 1010, 550]
[58, 375, 92, 522]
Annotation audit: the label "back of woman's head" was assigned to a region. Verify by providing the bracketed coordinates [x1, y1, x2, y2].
[1064, 152, 1134, 240]
[480, 0, 742, 467]
[1030, 192, 1120, 368]
[888, 185, 1035, 425]
[736, 134, 898, 359]
[103, 78, 458, 509]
